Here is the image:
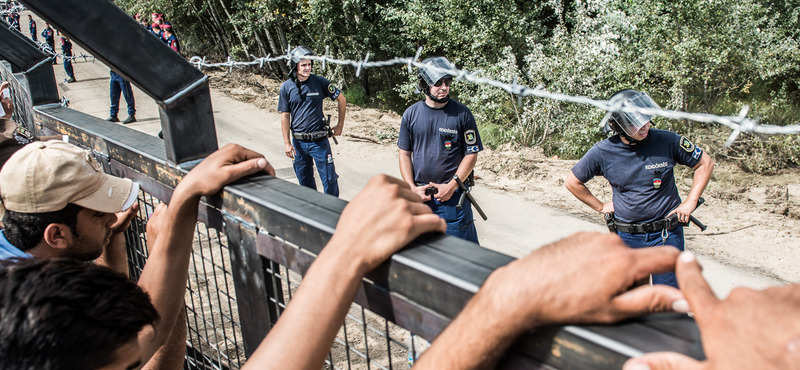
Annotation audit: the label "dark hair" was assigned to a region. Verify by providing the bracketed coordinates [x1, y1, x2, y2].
[0, 258, 159, 370]
[2, 203, 83, 251]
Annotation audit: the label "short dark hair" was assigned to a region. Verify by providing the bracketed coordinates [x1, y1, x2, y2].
[2, 203, 83, 251]
[0, 258, 159, 370]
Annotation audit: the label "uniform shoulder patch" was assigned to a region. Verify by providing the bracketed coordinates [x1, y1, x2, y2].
[328, 84, 337, 94]
[465, 129, 477, 145]
[679, 136, 695, 153]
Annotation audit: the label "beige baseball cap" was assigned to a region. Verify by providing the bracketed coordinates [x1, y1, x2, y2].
[0, 140, 139, 214]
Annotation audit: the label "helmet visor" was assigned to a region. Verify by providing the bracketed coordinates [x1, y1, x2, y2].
[611, 92, 660, 137]
[418, 57, 455, 86]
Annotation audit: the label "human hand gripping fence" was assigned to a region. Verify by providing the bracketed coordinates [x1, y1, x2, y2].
[188, 46, 800, 147]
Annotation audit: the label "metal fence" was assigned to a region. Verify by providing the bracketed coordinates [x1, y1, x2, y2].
[1, 0, 706, 369]
[0, 60, 36, 131]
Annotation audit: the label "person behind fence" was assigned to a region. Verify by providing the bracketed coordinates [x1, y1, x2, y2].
[565, 89, 714, 288]
[0, 140, 139, 267]
[161, 24, 179, 52]
[60, 36, 76, 83]
[9, 11, 19, 31]
[41, 22, 56, 64]
[398, 57, 483, 244]
[0, 143, 276, 370]
[279, 45, 346, 197]
[27, 14, 36, 42]
[107, 70, 136, 124]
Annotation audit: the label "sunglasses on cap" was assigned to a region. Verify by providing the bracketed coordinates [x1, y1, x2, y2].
[433, 78, 453, 87]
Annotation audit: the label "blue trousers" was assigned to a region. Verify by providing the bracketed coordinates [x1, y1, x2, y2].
[617, 225, 684, 288]
[292, 138, 339, 197]
[63, 59, 74, 78]
[425, 189, 479, 244]
[110, 72, 135, 117]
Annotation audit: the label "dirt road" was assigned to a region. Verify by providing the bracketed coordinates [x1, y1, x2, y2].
[47, 21, 792, 298]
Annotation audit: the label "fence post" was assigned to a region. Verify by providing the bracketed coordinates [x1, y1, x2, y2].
[224, 216, 274, 357]
[20, 0, 218, 164]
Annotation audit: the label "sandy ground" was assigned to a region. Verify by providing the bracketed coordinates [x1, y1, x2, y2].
[44, 21, 798, 300]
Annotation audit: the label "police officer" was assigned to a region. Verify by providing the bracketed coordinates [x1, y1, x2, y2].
[565, 89, 714, 287]
[398, 57, 483, 244]
[107, 71, 136, 124]
[278, 46, 346, 197]
[41, 23, 55, 64]
[27, 14, 36, 42]
[161, 24, 180, 52]
[61, 36, 76, 83]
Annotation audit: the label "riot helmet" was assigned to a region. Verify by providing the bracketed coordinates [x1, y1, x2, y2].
[600, 89, 660, 138]
[288, 45, 315, 80]
[416, 57, 455, 104]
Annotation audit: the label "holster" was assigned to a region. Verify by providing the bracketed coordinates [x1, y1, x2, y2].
[604, 213, 617, 234]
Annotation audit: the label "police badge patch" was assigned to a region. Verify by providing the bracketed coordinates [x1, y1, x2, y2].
[679, 136, 695, 152]
[465, 130, 477, 145]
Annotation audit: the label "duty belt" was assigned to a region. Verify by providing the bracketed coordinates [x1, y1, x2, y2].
[613, 216, 679, 234]
[292, 130, 328, 141]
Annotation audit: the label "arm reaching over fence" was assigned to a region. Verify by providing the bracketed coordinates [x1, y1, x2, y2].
[413, 232, 687, 369]
[136, 143, 273, 363]
[243, 174, 447, 370]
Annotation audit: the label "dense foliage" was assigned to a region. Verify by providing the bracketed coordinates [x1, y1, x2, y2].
[119, 0, 800, 168]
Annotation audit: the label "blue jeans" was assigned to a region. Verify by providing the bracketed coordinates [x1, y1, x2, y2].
[63, 58, 74, 78]
[425, 188, 479, 244]
[110, 71, 135, 117]
[617, 225, 684, 288]
[292, 138, 339, 197]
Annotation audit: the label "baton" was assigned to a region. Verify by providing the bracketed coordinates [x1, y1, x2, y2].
[688, 197, 707, 231]
[326, 114, 338, 145]
[453, 175, 487, 221]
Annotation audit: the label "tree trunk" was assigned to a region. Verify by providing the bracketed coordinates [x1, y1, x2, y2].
[204, 0, 231, 55]
[216, 0, 249, 56]
[263, 24, 288, 77]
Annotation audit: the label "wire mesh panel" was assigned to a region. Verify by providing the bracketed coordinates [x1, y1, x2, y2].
[260, 235, 420, 370]
[124, 189, 245, 370]
[0, 60, 36, 131]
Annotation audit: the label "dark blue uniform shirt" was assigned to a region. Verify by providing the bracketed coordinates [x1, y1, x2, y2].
[60, 38, 72, 56]
[398, 99, 483, 184]
[278, 75, 340, 133]
[571, 129, 703, 223]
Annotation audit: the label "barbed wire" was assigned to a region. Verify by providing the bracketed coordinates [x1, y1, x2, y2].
[189, 47, 800, 147]
[36, 42, 95, 63]
[0, 5, 25, 16]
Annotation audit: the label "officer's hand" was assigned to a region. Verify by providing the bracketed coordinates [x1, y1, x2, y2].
[412, 184, 432, 202]
[430, 181, 457, 202]
[328, 175, 446, 272]
[668, 199, 697, 224]
[332, 124, 343, 137]
[478, 232, 685, 331]
[284, 143, 295, 159]
[600, 201, 614, 214]
[179, 143, 274, 198]
[623, 252, 800, 370]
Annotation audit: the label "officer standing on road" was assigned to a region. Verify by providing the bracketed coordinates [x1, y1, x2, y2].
[398, 57, 483, 244]
[41, 22, 55, 64]
[107, 71, 136, 124]
[60, 36, 76, 83]
[278, 45, 346, 197]
[27, 14, 36, 42]
[565, 89, 714, 287]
